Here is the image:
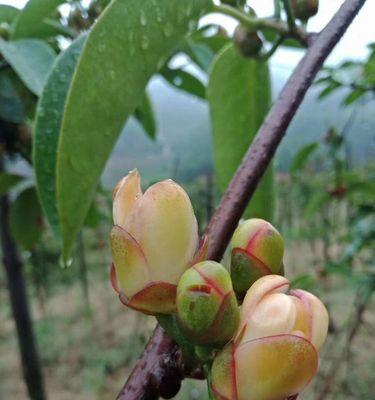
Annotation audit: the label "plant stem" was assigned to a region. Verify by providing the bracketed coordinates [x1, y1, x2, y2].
[281, 0, 296, 30]
[116, 1, 367, 398]
[0, 156, 47, 400]
[213, 4, 308, 45]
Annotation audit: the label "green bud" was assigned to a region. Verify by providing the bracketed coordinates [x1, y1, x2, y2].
[234, 24, 263, 58]
[230, 219, 284, 295]
[291, 0, 319, 21]
[176, 261, 239, 345]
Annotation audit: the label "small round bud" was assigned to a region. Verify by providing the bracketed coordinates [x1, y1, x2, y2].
[291, 0, 319, 21]
[230, 219, 284, 295]
[234, 24, 263, 58]
[176, 261, 239, 345]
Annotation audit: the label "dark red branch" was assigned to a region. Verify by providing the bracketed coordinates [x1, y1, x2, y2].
[116, 0, 367, 398]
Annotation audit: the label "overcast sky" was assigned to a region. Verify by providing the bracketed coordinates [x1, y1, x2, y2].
[2, 0, 375, 67]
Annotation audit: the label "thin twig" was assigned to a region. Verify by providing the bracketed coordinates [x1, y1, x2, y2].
[213, 4, 308, 45]
[281, 0, 296, 30]
[116, 1, 367, 399]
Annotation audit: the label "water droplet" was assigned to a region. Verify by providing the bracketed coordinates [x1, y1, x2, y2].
[156, 7, 163, 22]
[188, 19, 197, 31]
[59, 255, 73, 269]
[141, 36, 150, 50]
[173, 76, 183, 86]
[140, 10, 147, 26]
[186, 3, 193, 17]
[163, 22, 173, 37]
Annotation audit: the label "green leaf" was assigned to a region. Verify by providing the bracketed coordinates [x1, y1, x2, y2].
[342, 88, 366, 105]
[0, 173, 24, 197]
[208, 44, 274, 221]
[34, 35, 86, 239]
[32, 19, 75, 40]
[11, 0, 66, 39]
[0, 38, 56, 96]
[161, 67, 206, 99]
[0, 72, 25, 123]
[10, 187, 44, 250]
[56, 0, 212, 260]
[134, 91, 157, 139]
[290, 142, 319, 176]
[0, 5, 19, 24]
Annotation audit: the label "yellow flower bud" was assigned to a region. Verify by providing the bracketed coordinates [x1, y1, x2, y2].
[110, 170, 198, 315]
[230, 219, 284, 295]
[211, 275, 328, 400]
[176, 261, 239, 345]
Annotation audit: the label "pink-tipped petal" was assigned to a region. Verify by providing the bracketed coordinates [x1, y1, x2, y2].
[211, 342, 238, 400]
[109, 225, 150, 298]
[235, 334, 318, 400]
[126, 179, 198, 284]
[119, 282, 177, 315]
[235, 275, 290, 343]
[291, 289, 329, 350]
[241, 292, 296, 342]
[112, 169, 142, 228]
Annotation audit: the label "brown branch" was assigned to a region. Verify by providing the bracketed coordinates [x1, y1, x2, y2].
[116, 0, 367, 398]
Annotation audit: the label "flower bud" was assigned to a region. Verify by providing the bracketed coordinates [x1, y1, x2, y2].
[110, 170, 199, 315]
[230, 219, 284, 295]
[234, 24, 263, 58]
[176, 261, 239, 345]
[211, 275, 328, 400]
[291, 0, 319, 21]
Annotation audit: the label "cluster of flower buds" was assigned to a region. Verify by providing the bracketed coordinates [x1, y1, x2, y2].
[109, 171, 329, 400]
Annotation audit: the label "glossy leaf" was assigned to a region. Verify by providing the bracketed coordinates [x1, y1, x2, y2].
[0, 173, 24, 197]
[33, 35, 85, 239]
[0, 5, 19, 24]
[10, 187, 44, 250]
[11, 0, 66, 39]
[134, 91, 157, 139]
[208, 44, 274, 221]
[161, 67, 206, 99]
[0, 72, 25, 123]
[56, 0, 211, 260]
[32, 19, 75, 39]
[290, 142, 319, 176]
[0, 38, 55, 96]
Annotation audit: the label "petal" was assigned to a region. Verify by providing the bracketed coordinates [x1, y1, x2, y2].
[235, 275, 290, 343]
[127, 179, 198, 284]
[231, 248, 272, 294]
[120, 282, 177, 315]
[109, 225, 150, 298]
[241, 293, 296, 342]
[211, 342, 238, 400]
[291, 289, 329, 350]
[235, 334, 318, 400]
[112, 169, 142, 228]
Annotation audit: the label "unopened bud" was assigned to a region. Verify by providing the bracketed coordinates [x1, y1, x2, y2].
[211, 275, 328, 400]
[176, 261, 239, 345]
[230, 219, 284, 295]
[291, 0, 319, 21]
[110, 170, 199, 315]
[234, 24, 263, 58]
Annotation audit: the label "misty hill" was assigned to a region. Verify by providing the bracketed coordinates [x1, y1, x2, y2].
[103, 66, 375, 187]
